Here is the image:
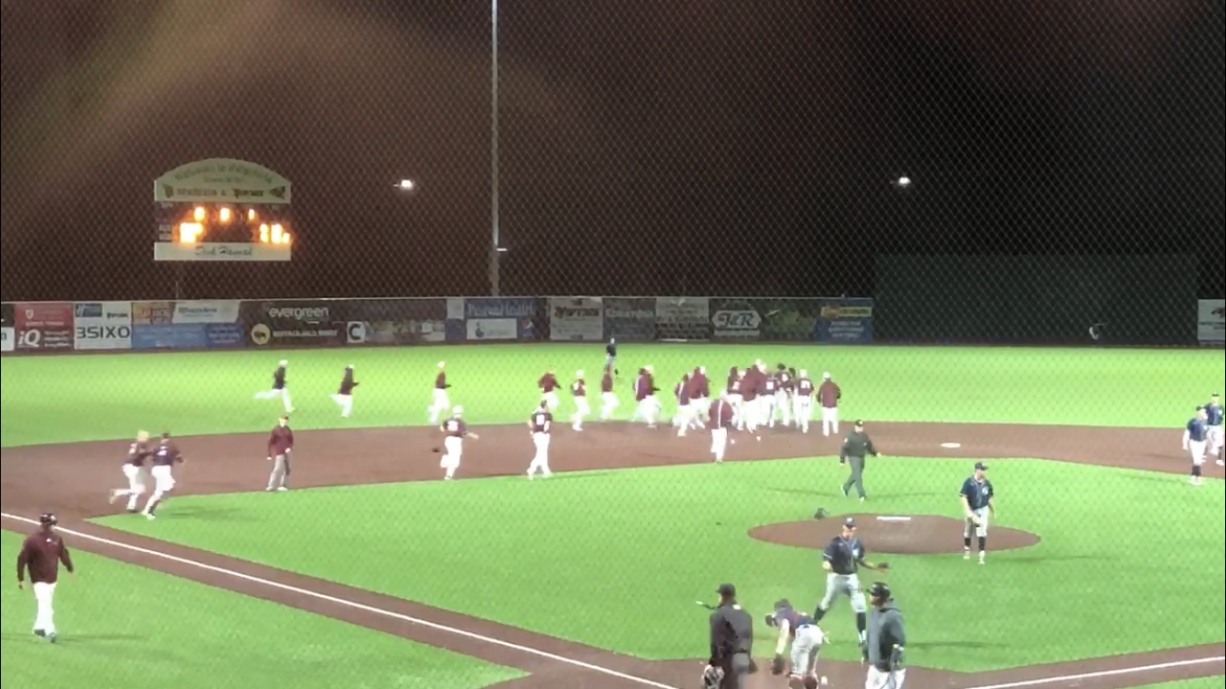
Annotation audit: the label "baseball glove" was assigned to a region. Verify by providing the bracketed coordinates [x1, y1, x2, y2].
[771, 654, 785, 675]
[877, 562, 890, 570]
[431, 447, 441, 454]
[702, 665, 725, 688]
[813, 507, 831, 520]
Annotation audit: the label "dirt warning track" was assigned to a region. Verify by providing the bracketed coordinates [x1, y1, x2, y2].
[2, 421, 1222, 688]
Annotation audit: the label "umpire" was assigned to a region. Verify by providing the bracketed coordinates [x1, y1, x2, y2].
[841, 420, 881, 502]
[705, 583, 754, 688]
[864, 582, 906, 689]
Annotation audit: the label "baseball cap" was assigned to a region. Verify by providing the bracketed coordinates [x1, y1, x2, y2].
[975, 462, 988, 470]
[854, 419, 864, 427]
[717, 583, 736, 597]
[844, 518, 856, 528]
[39, 513, 57, 525]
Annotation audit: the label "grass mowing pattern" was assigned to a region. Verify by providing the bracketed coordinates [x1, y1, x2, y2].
[0, 531, 524, 688]
[3, 345, 1222, 447]
[93, 457, 1226, 672]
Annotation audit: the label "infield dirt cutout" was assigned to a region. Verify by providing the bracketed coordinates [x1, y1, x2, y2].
[749, 514, 1040, 554]
[2, 421, 1222, 688]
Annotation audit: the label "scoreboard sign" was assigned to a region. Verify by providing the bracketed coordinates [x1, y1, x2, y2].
[153, 158, 292, 262]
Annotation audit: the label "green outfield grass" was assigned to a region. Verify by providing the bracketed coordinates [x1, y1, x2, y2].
[2, 345, 1221, 447]
[92, 457, 1225, 673]
[0, 531, 522, 688]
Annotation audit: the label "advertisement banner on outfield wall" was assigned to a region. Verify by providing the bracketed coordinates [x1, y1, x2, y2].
[603, 298, 656, 341]
[15, 303, 74, 351]
[709, 298, 761, 339]
[1, 303, 13, 353]
[466, 318, 529, 341]
[816, 298, 874, 344]
[463, 298, 538, 341]
[655, 297, 710, 339]
[1199, 299, 1224, 346]
[73, 302, 132, 350]
[548, 297, 603, 341]
[345, 299, 448, 346]
[131, 301, 244, 350]
[172, 300, 242, 324]
[243, 301, 347, 347]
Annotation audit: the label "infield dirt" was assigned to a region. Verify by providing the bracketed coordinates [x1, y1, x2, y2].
[2, 421, 1222, 688]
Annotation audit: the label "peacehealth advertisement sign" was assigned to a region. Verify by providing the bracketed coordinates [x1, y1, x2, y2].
[73, 302, 132, 350]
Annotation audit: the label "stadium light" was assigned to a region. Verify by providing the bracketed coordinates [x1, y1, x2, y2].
[219, 207, 232, 223]
[193, 207, 206, 222]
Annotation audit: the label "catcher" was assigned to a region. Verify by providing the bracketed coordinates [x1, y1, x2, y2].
[766, 599, 827, 689]
[811, 517, 888, 650]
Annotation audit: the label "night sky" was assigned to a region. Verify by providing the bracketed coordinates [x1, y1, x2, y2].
[1, 0, 1222, 300]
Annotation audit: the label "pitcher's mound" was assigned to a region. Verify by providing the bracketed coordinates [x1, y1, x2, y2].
[749, 514, 1039, 554]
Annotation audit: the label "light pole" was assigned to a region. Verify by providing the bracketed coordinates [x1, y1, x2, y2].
[488, 0, 501, 296]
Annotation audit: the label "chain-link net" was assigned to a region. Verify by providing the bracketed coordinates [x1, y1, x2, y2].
[2, 1, 1223, 688]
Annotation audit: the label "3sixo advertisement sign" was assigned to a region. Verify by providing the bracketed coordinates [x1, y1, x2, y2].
[246, 302, 346, 347]
[73, 302, 133, 350]
[15, 303, 74, 350]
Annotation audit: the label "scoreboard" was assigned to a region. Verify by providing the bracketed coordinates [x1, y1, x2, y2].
[153, 158, 293, 262]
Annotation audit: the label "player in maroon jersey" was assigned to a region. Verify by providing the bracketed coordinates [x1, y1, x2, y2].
[600, 364, 619, 420]
[428, 362, 450, 423]
[539, 368, 560, 411]
[570, 370, 590, 431]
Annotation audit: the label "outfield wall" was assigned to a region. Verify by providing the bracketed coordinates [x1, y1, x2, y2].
[0, 297, 872, 353]
[2, 293, 1217, 354]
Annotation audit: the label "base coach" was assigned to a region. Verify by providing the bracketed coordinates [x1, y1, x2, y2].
[705, 583, 755, 688]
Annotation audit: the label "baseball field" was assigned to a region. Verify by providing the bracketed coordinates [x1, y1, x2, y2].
[2, 344, 1223, 688]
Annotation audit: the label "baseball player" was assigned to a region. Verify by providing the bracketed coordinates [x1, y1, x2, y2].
[631, 366, 660, 427]
[960, 462, 995, 564]
[600, 364, 619, 420]
[766, 599, 826, 689]
[1207, 393, 1222, 465]
[17, 513, 75, 643]
[813, 518, 886, 646]
[864, 582, 906, 689]
[674, 372, 699, 436]
[109, 431, 153, 513]
[527, 402, 553, 479]
[794, 371, 815, 433]
[440, 406, 478, 480]
[570, 371, 590, 431]
[726, 367, 744, 427]
[841, 420, 881, 502]
[706, 583, 754, 688]
[762, 371, 781, 428]
[266, 416, 294, 492]
[253, 360, 292, 413]
[690, 366, 710, 424]
[329, 365, 358, 418]
[1184, 407, 1209, 486]
[818, 374, 841, 437]
[538, 368, 560, 411]
[605, 337, 618, 374]
[774, 365, 794, 428]
[709, 391, 734, 462]
[142, 433, 184, 520]
[740, 368, 760, 433]
[428, 362, 450, 423]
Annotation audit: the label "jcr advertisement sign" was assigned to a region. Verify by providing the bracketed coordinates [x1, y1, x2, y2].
[1199, 299, 1224, 346]
[73, 302, 133, 350]
[549, 297, 603, 341]
[709, 299, 761, 339]
[245, 301, 346, 347]
[602, 298, 656, 341]
[345, 299, 448, 346]
[15, 303, 74, 351]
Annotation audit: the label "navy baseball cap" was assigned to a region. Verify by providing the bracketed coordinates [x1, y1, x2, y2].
[717, 583, 736, 597]
[975, 462, 988, 470]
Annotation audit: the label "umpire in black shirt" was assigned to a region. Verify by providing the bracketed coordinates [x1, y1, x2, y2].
[706, 583, 754, 688]
[841, 420, 881, 501]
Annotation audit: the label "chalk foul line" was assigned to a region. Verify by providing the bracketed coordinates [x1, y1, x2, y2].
[963, 656, 1224, 689]
[0, 512, 678, 689]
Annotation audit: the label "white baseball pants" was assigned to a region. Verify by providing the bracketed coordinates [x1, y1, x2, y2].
[775, 392, 791, 426]
[790, 624, 824, 678]
[1189, 440, 1206, 465]
[572, 396, 590, 429]
[528, 433, 551, 477]
[32, 582, 57, 635]
[865, 666, 905, 689]
[115, 464, 147, 510]
[430, 389, 450, 422]
[442, 436, 463, 478]
[331, 394, 352, 417]
[255, 388, 292, 412]
[600, 392, 619, 419]
[542, 391, 559, 410]
[822, 407, 839, 436]
[710, 427, 728, 461]
[794, 398, 813, 432]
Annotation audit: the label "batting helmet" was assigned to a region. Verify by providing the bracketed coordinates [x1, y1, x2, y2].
[868, 582, 890, 600]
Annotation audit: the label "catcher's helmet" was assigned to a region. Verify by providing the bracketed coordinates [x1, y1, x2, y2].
[868, 581, 890, 600]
